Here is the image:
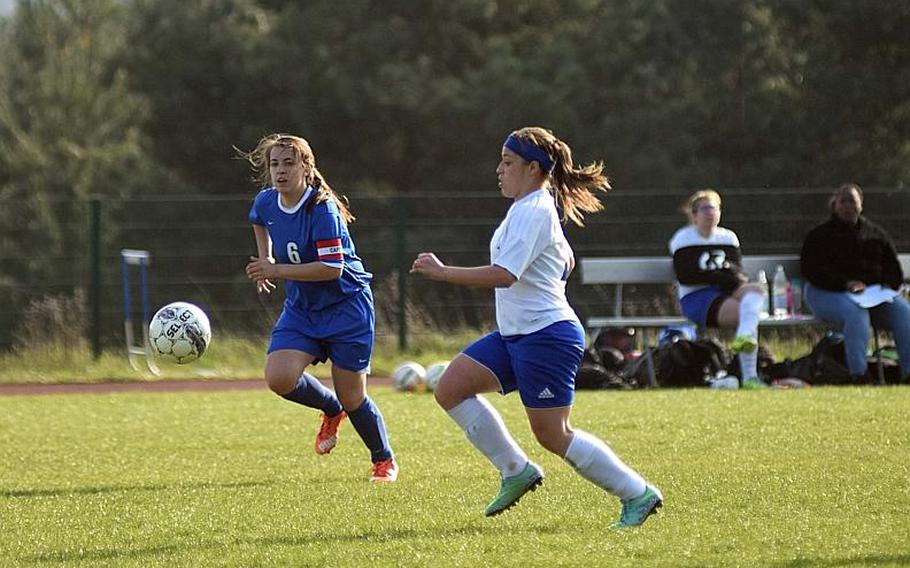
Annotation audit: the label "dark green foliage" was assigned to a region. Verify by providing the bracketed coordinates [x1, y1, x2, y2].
[3, 0, 910, 199]
[2, 0, 910, 348]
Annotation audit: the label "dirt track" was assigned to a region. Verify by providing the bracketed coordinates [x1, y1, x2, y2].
[0, 377, 393, 396]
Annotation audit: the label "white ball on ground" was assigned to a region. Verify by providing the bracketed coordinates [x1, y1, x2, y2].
[392, 361, 426, 392]
[424, 361, 449, 392]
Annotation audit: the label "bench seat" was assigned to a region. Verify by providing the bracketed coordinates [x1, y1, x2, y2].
[580, 253, 910, 386]
[586, 314, 822, 330]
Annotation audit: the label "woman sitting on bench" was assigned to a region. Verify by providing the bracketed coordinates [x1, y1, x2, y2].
[801, 182, 910, 384]
[669, 189, 767, 389]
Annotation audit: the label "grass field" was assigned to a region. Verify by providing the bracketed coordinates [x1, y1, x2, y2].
[2, 385, 908, 567]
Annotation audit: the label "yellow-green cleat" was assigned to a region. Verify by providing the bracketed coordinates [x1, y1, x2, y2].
[611, 485, 663, 528]
[730, 334, 757, 354]
[484, 462, 544, 517]
[741, 377, 769, 390]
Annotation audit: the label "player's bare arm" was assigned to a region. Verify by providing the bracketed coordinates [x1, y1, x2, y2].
[246, 256, 342, 282]
[410, 252, 516, 288]
[251, 224, 277, 293]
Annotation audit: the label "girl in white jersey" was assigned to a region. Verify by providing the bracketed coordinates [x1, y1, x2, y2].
[669, 189, 767, 388]
[410, 126, 662, 527]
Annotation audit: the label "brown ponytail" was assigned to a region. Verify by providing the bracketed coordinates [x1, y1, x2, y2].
[509, 126, 609, 226]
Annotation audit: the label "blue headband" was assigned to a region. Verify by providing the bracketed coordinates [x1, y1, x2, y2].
[503, 134, 555, 174]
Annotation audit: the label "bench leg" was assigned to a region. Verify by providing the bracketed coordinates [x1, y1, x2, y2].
[872, 327, 886, 385]
[643, 346, 657, 388]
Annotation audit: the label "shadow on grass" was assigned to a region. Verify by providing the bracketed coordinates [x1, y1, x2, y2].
[772, 555, 910, 568]
[22, 523, 554, 564]
[1, 479, 273, 498]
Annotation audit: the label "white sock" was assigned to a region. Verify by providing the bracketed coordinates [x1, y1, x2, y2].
[736, 292, 762, 338]
[563, 430, 646, 500]
[739, 350, 758, 380]
[447, 396, 528, 478]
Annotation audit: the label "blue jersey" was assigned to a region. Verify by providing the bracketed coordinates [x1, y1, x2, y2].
[249, 187, 372, 315]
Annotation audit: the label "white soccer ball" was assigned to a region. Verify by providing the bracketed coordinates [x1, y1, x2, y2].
[424, 361, 449, 392]
[392, 361, 426, 392]
[148, 301, 212, 364]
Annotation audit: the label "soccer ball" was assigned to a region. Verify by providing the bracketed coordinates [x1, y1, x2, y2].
[148, 302, 212, 364]
[392, 361, 425, 392]
[424, 361, 449, 392]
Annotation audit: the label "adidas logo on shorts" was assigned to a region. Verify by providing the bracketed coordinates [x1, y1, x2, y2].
[538, 387, 555, 399]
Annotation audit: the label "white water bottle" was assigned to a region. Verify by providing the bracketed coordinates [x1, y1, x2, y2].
[757, 269, 770, 318]
[773, 264, 789, 317]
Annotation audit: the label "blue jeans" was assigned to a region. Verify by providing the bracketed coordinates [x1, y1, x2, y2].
[805, 283, 910, 376]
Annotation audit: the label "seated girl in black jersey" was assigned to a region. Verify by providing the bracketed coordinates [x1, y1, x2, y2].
[668, 189, 767, 389]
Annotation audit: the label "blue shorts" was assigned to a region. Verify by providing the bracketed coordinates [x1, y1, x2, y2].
[679, 285, 726, 327]
[268, 287, 374, 373]
[462, 320, 585, 409]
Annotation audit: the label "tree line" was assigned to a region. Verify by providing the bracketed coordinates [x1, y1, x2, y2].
[1, 0, 909, 347]
[3, 0, 909, 207]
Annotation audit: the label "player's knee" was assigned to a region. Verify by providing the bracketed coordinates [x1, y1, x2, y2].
[433, 375, 467, 410]
[433, 384, 455, 410]
[533, 433, 564, 455]
[265, 373, 297, 396]
[530, 425, 571, 456]
[337, 389, 365, 411]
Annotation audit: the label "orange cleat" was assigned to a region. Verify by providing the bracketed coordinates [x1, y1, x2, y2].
[370, 458, 399, 483]
[314, 411, 346, 455]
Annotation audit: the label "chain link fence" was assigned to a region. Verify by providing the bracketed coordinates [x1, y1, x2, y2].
[1, 187, 908, 352]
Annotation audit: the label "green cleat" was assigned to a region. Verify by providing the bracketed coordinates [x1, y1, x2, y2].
[730, 334, 757, 354]
[741, 377, 769, 390]
[484, 462, 544, 517]
[612, 485, 663, 528]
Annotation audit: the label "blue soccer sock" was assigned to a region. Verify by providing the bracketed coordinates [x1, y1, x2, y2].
[280, 372, 343, 417]
[346, 396, 393, 463]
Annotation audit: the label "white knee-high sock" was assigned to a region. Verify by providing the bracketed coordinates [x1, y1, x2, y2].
[447, 396, 528, 478]
[563, 430, 646, 500]
[737, 292, 763, 338]
[739, 350, 758, 380]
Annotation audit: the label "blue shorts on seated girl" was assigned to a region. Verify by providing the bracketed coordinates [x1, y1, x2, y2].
[679, 285, 728, 327]
[462, 319, 585, 409]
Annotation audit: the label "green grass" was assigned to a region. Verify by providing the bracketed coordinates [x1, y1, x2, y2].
[0, 331, 814, 385]
[2, 386, 908, 567]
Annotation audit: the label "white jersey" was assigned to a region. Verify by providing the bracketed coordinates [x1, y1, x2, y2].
[669, 225, 741, 299]
[490, 188, 579, 336]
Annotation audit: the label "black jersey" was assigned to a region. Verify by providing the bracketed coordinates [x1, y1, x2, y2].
[669, 225, 747, 298]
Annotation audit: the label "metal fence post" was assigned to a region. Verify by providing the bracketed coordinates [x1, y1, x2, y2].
[89, 197, 102, 359]
[396, 196, 409, 351]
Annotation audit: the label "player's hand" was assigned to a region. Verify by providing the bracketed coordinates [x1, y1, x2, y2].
[256, 278, 277, 294]
[846, 280, 865, 293]
[246, 256, 277, 282]
[410, 252, 446, 280]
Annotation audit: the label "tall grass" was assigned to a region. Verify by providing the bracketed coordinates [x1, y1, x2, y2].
[0, 331, 819, 385]
[0, 331, 485, 384]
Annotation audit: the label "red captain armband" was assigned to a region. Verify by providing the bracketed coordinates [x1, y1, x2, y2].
[316, 239, 344, 262]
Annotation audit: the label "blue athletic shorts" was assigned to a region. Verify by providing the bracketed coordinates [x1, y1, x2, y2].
[462, 319, 585, 409]
[268, 287, 374, 373]
[679, 285, 726, 327]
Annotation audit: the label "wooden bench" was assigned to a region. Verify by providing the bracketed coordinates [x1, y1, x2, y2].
[580, 253, 910, 385]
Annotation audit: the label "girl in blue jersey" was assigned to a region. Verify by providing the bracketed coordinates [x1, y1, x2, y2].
[243, 133, 397, 482]
[410, 126, 661, 527]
